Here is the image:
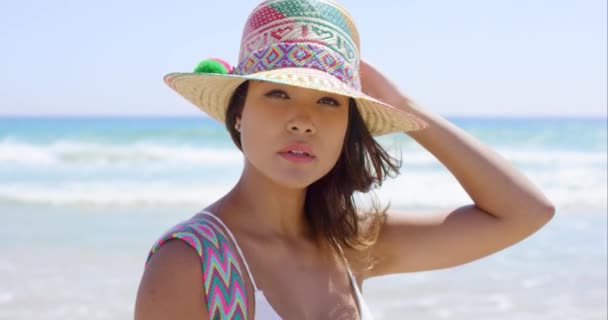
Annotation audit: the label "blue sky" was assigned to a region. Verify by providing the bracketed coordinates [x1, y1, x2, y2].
[0, 0, 606, 117]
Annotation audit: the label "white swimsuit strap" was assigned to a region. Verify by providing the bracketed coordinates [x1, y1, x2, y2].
[335, 243, 366, 315]
[198, 210, 259, 291]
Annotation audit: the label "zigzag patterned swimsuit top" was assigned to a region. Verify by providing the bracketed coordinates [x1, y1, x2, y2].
[146, 210, 375, 320]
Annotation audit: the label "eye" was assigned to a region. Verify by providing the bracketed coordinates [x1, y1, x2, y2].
[265, 89, 289, 99]
[318, 96, 341, 107]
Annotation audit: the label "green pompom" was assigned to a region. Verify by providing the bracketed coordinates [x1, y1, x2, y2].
[194, 59, 229, 74]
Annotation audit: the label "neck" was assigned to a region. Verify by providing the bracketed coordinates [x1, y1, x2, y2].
[215, 162, 313, 240]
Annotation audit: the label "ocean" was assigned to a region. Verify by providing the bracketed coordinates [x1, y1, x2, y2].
[0, 116, 606, 319]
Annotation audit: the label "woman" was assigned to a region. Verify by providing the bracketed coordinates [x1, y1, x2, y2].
[135, 1, 555, 319]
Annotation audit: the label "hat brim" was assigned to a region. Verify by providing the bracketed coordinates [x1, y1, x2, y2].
[164, 68, 427, 136]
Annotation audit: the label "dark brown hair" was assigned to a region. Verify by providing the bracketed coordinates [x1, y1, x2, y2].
[225, 81, 401, 267]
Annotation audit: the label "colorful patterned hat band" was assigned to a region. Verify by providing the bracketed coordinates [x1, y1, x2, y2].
[234, 42, 358, 89]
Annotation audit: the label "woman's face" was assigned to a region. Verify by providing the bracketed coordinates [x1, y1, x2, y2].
[239, 80, 350, 189]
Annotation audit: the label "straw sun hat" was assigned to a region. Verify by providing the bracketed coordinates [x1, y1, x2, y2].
[164, 0, 428, 136]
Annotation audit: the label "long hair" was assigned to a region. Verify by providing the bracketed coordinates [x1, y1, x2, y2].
[225, 81, 401, 268]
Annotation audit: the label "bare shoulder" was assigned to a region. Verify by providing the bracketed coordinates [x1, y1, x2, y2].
[135, 240, 208, 320]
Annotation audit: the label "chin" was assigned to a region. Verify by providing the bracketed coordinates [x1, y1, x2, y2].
[243, 155, 336, 191]
[267, 170, 322, 190]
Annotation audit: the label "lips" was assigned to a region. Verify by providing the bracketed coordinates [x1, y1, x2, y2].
[279, 143, 315, 157]
[278, 143, 316, 162]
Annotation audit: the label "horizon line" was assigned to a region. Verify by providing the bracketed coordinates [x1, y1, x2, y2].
[0, 113, 605, 120]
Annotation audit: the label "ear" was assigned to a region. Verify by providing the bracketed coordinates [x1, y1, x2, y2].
[234, 115, 242, 132]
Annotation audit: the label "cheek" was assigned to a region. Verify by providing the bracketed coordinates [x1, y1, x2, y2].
[240, 108, 272, 153]
[320, 113, 349, 167]
[240, 96, 281, 132]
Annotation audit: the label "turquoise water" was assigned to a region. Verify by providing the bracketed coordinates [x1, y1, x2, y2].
[1, 116, 605, 150]
[0, 116, 605, 210]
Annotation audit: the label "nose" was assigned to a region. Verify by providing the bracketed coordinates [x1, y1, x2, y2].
[285, 113, 316, 135]
[286, 117, 316, 135]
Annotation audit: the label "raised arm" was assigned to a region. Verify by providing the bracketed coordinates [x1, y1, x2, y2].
[358, 60, 555, 277]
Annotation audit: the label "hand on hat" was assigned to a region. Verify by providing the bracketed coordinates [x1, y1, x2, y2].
[360, 60, 416, 113]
